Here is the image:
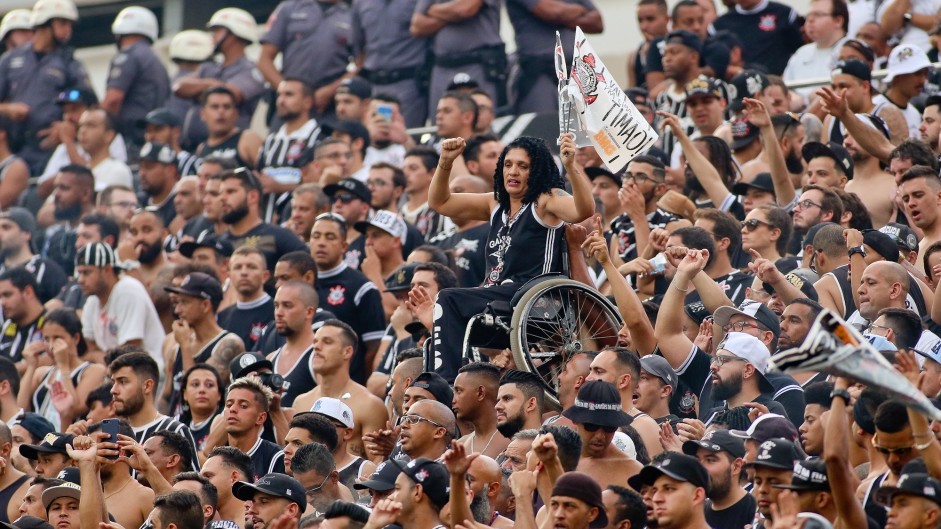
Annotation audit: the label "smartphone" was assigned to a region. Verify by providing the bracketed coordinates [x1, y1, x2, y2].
[102, 419, 120, 459]
[376, 103, 393, 123]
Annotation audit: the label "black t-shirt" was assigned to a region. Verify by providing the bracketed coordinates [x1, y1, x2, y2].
[430, 223, 489, 287]
[764, 370, 805, 428]
[0, 256, 68, 304]
[645, 35, 731, 81]
[247, 437, 286, 481]
[712, 2, 804, 75]
[223, 222, 308, 271]
[706, 492, 756, 529]
[253, 308, 336, 355]
[217, 295, 275, 350]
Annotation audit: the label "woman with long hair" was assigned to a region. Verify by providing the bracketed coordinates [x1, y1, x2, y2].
[425, 133, 594, 380]
[17, 309, 105, 430]
[176, 363, 224, 450]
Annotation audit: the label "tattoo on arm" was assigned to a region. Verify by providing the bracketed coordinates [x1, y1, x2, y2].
[553, 188, 571, 197]
[212, 337, 245, 367]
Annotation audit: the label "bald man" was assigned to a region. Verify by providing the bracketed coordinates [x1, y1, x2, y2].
[401, 399, 456, 461]
[267, 281, 318, 408]
[430, 174, 491, 287]
[467, 454, 513, 529]
[854, 260, 941, 352]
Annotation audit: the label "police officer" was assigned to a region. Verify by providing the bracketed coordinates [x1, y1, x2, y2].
[352, 0, 431, 127]
[411, 0, 506, 121]
[174, 8, 265, 150]
[0, 10, 33, 53]
[507, 0, 602, 115]
[259, 0, 354, 120]
[0, 0, 90, 175]
[103, 6, 170, 156]
[165, 30, 213, 152]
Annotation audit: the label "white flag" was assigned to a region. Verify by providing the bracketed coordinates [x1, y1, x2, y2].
[555, 32, 591, 147]
[569, 27, 658, 173]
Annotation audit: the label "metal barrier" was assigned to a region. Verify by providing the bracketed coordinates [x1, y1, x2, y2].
[783, 62, 941, 90]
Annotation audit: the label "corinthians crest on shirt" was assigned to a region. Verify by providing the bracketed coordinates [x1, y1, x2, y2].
[327, 285, 346, 306]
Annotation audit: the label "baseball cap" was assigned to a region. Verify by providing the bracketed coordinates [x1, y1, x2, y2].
[628, 453, 711, 492]
[229, 352, 273, 381]
[178, 232, 234, 259]
[1, 516, 53, 529]
[744, 438, 803, 469]
[685, 75, 724, 102]
[139, 142, 176, 165]
[550, 472, 609, 528]
[801, 141, 854, 180]
[447, 72, 479, 90]
[55, 467, 80, 485]
[19, 432, 74, 461]
[311, 397, 355, 428]
[562, 380, 633, 428]
[626, 87, 650, 109]
[323, 120, 370, 148]
[762, 271, 819, 302]
[774, 458, 830, 491]
[232, 473, 306, 510]
[41, 482, 80, 509]
[862, 229, 901, 262]
[682, 429, 746, 459]
[409, 372, 453, 406]
[354, 460, 401, 492]
[730, 413, 800, 443]
[885, 44, 932, 84]
[684, 301, 711, 326]
[55, 87, 97, 106]
[732, 172, 775, 196]
[354, 210, 407, 241]
[876, 473, 941, 507]
[714, 300, 781, 336]
[14, 413, 54, 443]
[731, 118, 760, 151]
[831, 59, 871, 82]
[393, 458, 451, 508]
[665, 30, 702, 53]
[384, 263, 419, 293]
[729, 70, 769, 112]
[880, 223, 919, 253]
[324, 178, 371, 204]
[164, 272, 223, 306]
[336, 77, 372, 100]
[74, 242, 118, 269]
[0, 207, 37, 235]
[585, 167, 621, 187]
[640, 355, 678, 389]
[142, 108, 181, 127]
[714, 332, 774, 392]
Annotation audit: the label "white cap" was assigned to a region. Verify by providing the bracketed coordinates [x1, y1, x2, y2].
[354, 210, 407, 242]
[310, 397, 354, 428]
[717, 332, 770, 374]
[885, 44, 932, 83]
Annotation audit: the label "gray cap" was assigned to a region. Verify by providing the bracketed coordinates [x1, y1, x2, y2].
[0, 207, 37, 235]
[640, 355, 678, 388]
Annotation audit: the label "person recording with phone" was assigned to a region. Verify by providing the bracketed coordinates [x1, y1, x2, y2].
[17, 309, 105, 431]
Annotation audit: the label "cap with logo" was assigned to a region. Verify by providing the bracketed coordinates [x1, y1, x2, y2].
[0, 516, 54, 529]
[354, 460, 402, 492]
[142, 108, 180, 127]
[323, 178, 371, 203]
[801, 141, 854, 180]
[744, 438, 803, 469]
[409, 372, 454, 406]
[55, 87, 97, 106]
[628, 453, 711, 492]
[730, 413, 800, 442]
[392, 458, 451, 508]
[384, 263, 419, 293]
[311, 397, 355, 429]
[773, 458, 830, 491]
[714, 300, 781, 336]
[19, 432, 75, 460]
[354, 210, 407, 242]
[685, 75, 724, 102]
[860, 229, 901, 262]
[41, 481, 80, 509]
[550, 472, 609, 528]
[731, 118, 760, 151]
[682, 429, 746, 459]
[139, 142, 177, 165]
[336, 77, 372, 100]
[640, 355, 678, 389]
[447, 72, 480, 90]
[880, 223, 919, 253]
[713, 332, 774, 392]
[164, 272, 223, 307]
[762, 271, 818, 302]
[885, 44, 932, 84]
[55, 467, 80, 485]
[178, 232, 234, 259]
[229, 352, 274, 381]
[561, 380, 634, 427]
[232, 473, 306, 510]
[876, 472, 941, 507]
[684, 301, 711, 326]
[831, 59, 872, 82]
[729, 70, 769, 112]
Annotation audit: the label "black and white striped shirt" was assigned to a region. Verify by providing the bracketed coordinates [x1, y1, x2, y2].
[177, 150, 201, 176]
[653, 78, 730, 158]
[257, 119, 323, 223]
[132, 414, 200, 470]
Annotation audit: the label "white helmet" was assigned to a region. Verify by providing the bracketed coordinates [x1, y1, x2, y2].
[112, 6, 158, 41]
[0, 9, 33, 42]
[169, 30, 214, 62]
[206, 8, 256, 43]
[30, 0, 78, 27]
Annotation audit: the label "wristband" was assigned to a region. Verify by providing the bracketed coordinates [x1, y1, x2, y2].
[830, 388, 851, 405]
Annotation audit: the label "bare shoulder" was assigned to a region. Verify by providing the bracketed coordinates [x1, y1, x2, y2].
[293, 389, 321, 412]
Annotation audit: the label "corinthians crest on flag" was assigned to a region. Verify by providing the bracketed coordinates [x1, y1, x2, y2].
[563, 27, 659, 173]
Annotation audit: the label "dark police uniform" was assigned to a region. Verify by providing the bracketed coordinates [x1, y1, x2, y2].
[430, 203, 564, 382]
[0, 42, 90, 174]
[106, 40, 170, 150]
[352, 0, 431, 127]
[417, 0, 505, 119]
[182, 58, 265, 148]
[506, 0, 598, 115]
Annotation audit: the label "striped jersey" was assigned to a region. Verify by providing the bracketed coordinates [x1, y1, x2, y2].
[132, 414, 200, 470]
[257, 119, 323, 222]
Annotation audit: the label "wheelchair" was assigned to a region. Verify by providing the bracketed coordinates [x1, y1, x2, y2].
[461, 225, 624, 410]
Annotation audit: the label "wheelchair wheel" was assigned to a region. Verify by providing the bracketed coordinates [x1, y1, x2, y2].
[509, 277, 623, 410]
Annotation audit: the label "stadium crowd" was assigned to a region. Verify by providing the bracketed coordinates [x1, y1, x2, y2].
[2, 0, 941, 529]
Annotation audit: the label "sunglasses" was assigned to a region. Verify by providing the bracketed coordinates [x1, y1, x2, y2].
[741, 218, 774, 232]
[332, 193, 357, 204]
[583, 423, 618, 433]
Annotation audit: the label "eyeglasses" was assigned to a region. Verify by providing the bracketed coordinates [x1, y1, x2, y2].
[624, 172, 663, 185]
[332, 193, 357, 204]
[305, 470, 335, 498]
[583, 423, 618, 433]
[865, 322, 892, 335]
[723, 321, 760, 333]
[315, 212, 347, 228]
[710, 354, 747, 367]
[742, 219, 774, 232]
[794, 199, 822, 211]
[400, 414, 446, 428]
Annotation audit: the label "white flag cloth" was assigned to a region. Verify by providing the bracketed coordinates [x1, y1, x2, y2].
[555, 32, 591, 147]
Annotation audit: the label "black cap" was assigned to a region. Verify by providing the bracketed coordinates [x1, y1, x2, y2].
[323, 120, 370, 149]
[585, 167, 622, 186]
[665, 30, 702, 53]
[714, 300, 781, 336]
[384, 263, 419, 293]
[729, 70, 769, 112]
[0, 207, 37, 235]
[685, 75, 724, 101]
[19, 432, 75, 460]
[54, 467, 80, 485]
[139, 142, 176, 165]
[628, 453, 710, 492]
[0, 516, 54, 529]
[393, 458, 451, 508]
[336, 77, 372, 100]
[764, 271, 818, 302]
[863, 229, 901, 262]
[731, 118, 760, 151]
[684, 301, 711, 326]
[447, 72, 480, 90]
[774, 458, 830, 491]
[682, 429, 746, 459]
[142, 108, 181, 127]
[801, 141, 854, 180]
[744, 438, 802, 470]
[626, 87, 650, 108]
[732, 172, 775, 195]
[832, 59, 872, 82]
[730, 413, 800, 443]
[164, 272, 223, 306]
[876, 473, 941, 507]
[561, 380, 633, 428]
[354, 460, 402, 492]
[229, 352, 274, 381]
[409, 372, 453, 406]
[232, 473, 306, 510]
[14, 413, 54, 443]
[880, 223, 919, 253]
[55, 87, 97, 106]
[324, 178, 372, 203]
[178, 232, 234, 259]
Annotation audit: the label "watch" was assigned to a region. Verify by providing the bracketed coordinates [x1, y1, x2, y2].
[120, 259, 141, 271]
[830, 388, 851, 405]
[848, 245, 866, 258]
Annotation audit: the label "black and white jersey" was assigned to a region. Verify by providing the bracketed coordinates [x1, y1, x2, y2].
[685, 269, 754, 306]
[0, 310, 45, 363]
[338, 456, 368, 490]
[653, 80, 730, 157]
[0, 255, 68, 304]
[485, 203, 564, 286]
[218, 295, 275, 350]
[132, 414, 200, 470]
[269, 345, 317, 408]
[257, 119, 323, 223]
[178, 150, 201, 176]
[400, 202, 454, 242]
[610, 209, 679, 262]
[246, 436, 285, 480]
[431, 223, 489, 287]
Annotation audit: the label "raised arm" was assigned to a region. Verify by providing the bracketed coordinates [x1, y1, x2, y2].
[743, 98, 796, 206]
[825, 377, 869, 529]
[543, 134, 595, 223]
[818, 86, 894, 162]
[654, 248, 706, 368]
[659, 111, 731, 208]
[428, 137, 494, 220]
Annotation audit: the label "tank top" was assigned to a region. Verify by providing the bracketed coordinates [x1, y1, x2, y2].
[195, 130, 248, 167]
[826, 101, 889, 145]
[169, 331, 235, 417]
[484, 203, 564, 286]
[338, 456, 368, 490]
[188, 414, 217, 452]
[270, 345, 317, 408]
[0, 473, 29, 523]
[827, 265, 857, 319]
[32, 361, 92, 431]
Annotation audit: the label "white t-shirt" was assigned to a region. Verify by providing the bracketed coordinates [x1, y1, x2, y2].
[848, 0, 877, 37]
[872, 93, 922, 139]
[81, 275, 165, 372]
[877, 0, 941, 52]
[39, 135, 128, 183]
[783, 39, 847, 99]
[91, 158, 133, 192]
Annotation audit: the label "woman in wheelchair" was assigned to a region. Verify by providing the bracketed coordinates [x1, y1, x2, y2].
[427, 133, 595, 382]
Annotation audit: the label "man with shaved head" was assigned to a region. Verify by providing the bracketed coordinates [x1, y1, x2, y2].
[454, 362, 509, 459]
[400, 399, 456, 461]
[173, 175, 212, 239]
[430, 174, 491, 287]
[467, 454, 513, 528]
[266, 280, 318, 407]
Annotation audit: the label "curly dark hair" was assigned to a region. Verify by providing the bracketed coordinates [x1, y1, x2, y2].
[492, 136, 566, 211]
